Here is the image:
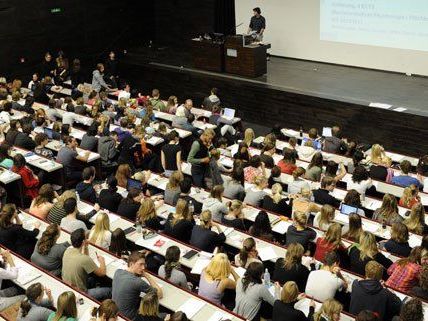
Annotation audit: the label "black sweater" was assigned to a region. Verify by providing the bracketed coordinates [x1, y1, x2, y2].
[273, 258, 311, 292]
[273, 300, 314, 321]
[189, 225, 225, 253]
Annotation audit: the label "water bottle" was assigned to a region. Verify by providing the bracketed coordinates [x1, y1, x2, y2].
[75, 191, 80, 203]
[263, 268, 270, 287]
[189, 201, 194, 215]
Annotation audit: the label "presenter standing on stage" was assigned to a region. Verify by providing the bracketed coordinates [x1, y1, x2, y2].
[247, 7, 266, 41]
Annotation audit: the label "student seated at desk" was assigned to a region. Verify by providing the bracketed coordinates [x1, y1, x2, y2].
[76, 166, 98, 204]
[224, 166, 246, 201]
[298, 140, 317, 162]
[342, 213, 363, 243]
[198, 253, 239, 306]
[31, 223, 69, 276]
[234, 262, 279, 321]
[164, 199, 194, 243]
[172, 177, 202, 213]
[273, 281, 315, 321]
[46, 291, 77, 321]
[348, 231, 392, 280]
[410, 265, 428, 300]
[314, 223, 347, 263]
[312, 176, 341, 209]
[305, 152, 323, 182]
[349, 260, 401, 321]
[0, 204, 40, 259]
[164, 171, 183, 205]
[259, 143, 276, 169]
[47, 190, 76, 225]
[244, 175, 268, 207]
[89, 212, 112, 249]
[117, 188, 143, 221]
[286, 212, 316, 253]
[0, 143, 13, 169]
[222, 200, 246, 231]
[392, 160, 423, 189]
[381, 222, 412, 257]
[273, 243, 311, 292]
[244, 155, 266, 183]
[190, 210, 226, 253]
[235, 237, 262, 268]
[233, 142, 250, 163]
[60, 198, 95, 233]
[109, 228, 130, 260]
[341, 189, 366, 217]
[166, 95, 178, 115]
[135, 291, 164, 321]
[5, 120, 20, 146]
[399, 184, 419, 209]
[313, 204, 335, 231]
[202, 185, 228, 221]
[34, 133, 54, 159]
[15, 123, 36, 150]
[306, 251, 348, 302]
[263, 183, 292, 217]
[404, 203, 428, 235]
[98, 177, 123, 213]
[386, 246, 422, 292]
[90, 299, 119, 321]
[0, 249, 26, 311]
[57, 136, 91, 181]
[249, 210, 275, 241]
[158, 245, 190, 290]
[80, 123, 99, 152]
[17, 282, 55, 321]
[29, 183, 56, 219]
[137, 198, 164, 231]
[348, 166, 373, 197]
[372, 193, 403, 225]
[277, 148, 297, 175]
[112, 251, 163, 320]
[12, 153, 40, 200]
[287, 167, 310, 195]
[324, 161, 347, 184]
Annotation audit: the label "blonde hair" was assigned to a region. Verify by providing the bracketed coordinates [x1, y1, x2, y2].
[324, 223, 342, 248]
[400, 185, 418, 208]
[284, 243, 304, 270]
[205, 253, 231, 280]
[137, 198, 157, 223]
[167, 171, 183, 190]
[371, 144, 385, 164]
[281, 281, 299, 303]
[294, 211, 308, 227]
[52, 292, 77, 321]
[229, 200, 243, 213]
[89, 212, 110, 245]
[318, 205, 335, 230]
[57, 190, 77, 207]
[138, 291, 159, 317]
[199, 210, 212, 229]
[359, 231, 378, 261]
[313, 299, 342, 321]
[243, 128, 255, 147]
[254, 175, 267, 188]
[377, 194, 398, 223]
[171, 199, 190, 226]
[271, 183, 283, 204]
[404, 203, 425, 234]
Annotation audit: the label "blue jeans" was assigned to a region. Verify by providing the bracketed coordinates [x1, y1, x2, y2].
[87, 287, 111, 301]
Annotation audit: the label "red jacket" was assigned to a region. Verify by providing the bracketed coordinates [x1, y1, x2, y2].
[278, 160, 297, 175]
[12, 166, 39, 199]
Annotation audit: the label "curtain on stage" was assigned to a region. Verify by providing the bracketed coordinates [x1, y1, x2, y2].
[214, 0, 236, 35]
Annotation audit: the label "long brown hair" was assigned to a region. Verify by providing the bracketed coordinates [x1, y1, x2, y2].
[37, 224, 60, 255]
[91, 299, 118, 320]
[171, 199, 190, 226]
[404, 203, 425, 235]
[377, 194, 398, 222]
[33, 184, 55, 207]
[239, 237, 256, 267]
[343, 213, 362, 242]
[52, 292, 77, 321]
[0, 204, 16, 229]
[20, 283, 44, 317]
[115, 164, 131, 188]
[397, 246, 422, 267]
[284, 243, 304, 270]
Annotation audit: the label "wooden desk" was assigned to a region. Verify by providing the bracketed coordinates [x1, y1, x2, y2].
[191, 39, 225, 73]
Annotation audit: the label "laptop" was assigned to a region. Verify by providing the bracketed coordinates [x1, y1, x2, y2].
[44, 128, 53, 140]
[339, 203, 359, 215]
[222, 108, 235, 120]
[301, 137, 322, 150]
[127, 178, 143, 191]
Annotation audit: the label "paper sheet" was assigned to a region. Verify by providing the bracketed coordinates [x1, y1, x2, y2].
[206, 311, 231, 321]
[272, 220, 291, 234]
[369, 102, 392, 109]
[258, 246, 278, 261]
[190, 257, 211, 274]
[16, 264, 42, 285]
[177, 298, 205, 319]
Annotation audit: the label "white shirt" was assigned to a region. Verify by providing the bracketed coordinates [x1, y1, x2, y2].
[347, 178, 373, 196]
[0, 111, 11, 124]
[305, 269, 344, 302]
[62, 111, 76, 126]
[118, 90, 131, 101]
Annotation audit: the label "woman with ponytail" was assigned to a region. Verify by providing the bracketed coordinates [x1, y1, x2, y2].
[158, 246, 190, 290]
[31, 223, 69, 276]
[234, 237, 261, 268]
[91, 299, 119, 321]
[18, 283, 54, 321]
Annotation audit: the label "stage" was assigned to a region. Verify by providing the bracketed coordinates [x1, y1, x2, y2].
[121, 46, 428, 156]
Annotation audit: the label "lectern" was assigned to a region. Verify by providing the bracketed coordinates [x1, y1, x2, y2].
[224, 35, 270, 78]
[191, 38, 224, 73]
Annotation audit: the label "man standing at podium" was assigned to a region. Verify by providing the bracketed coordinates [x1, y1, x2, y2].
[247, 7, 266, 42]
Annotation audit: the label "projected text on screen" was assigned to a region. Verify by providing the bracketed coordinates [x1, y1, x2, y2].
[320, 0, 428, 52]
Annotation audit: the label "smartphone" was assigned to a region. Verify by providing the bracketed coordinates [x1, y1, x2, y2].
[183, 250, 198, 260]
[124, 226, 136, 235]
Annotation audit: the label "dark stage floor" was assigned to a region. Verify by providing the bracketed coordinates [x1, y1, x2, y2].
[125, 46, 428, 117]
